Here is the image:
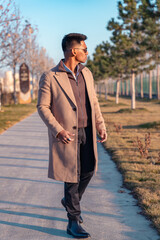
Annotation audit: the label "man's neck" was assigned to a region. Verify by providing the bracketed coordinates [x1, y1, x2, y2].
[63, 58, 79, 75]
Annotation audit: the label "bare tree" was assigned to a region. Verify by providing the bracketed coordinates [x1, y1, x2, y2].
[35, 47, 54, 82]
[0, 1, 54, 104]
[5, 6, 24, 104]
[0, 0, 17, 67]
[21, 22, 54, 99]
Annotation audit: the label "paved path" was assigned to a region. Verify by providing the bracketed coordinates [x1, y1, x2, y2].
[0, 112, 159, 240]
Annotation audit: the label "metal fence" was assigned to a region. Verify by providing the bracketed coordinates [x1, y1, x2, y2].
[97, 72, 160, 99]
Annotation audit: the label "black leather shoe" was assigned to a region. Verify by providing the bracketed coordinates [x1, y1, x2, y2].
[67, 219, 90, 239]
[61, 198, 83, 224]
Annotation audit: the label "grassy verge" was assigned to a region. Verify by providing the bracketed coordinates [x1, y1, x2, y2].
[99, 94, 160, 234]
[0, 99, 37, 134]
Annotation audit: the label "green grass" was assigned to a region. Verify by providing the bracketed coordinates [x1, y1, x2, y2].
[0, 99, 37, 134]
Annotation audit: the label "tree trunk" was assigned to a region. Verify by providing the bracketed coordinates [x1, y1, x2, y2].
[140, 72, 144, 98]
[157, 65, 160, 100]
[116, 80, 120, 104]
[120, 80, 122, 95]
[136, 76, 138, 97]
[126, 80, 128, 96]
[149, 70, 152, 99]
[13, 66, 17, 104]
[130, 78, 132, 96]
[131, 73, 136, 109]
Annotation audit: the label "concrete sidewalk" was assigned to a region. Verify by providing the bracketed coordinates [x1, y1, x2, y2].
[0, 112, 159, 240]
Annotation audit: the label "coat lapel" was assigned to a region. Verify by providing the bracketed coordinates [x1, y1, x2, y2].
[53, 64, 93, 107]
[54, 71, 77, 107]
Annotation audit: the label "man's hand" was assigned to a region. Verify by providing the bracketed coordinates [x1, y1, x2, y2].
[56, 130, 75, 144]
[97, 129, 107, 143]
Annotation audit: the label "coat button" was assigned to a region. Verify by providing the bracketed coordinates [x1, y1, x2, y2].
[72, 107, 76, 111]
[73, 126, 77, 129]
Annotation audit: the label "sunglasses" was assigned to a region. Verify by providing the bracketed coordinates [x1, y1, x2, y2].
[73, 48, 88, 53]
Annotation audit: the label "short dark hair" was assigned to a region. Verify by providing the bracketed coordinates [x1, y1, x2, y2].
[62, 33, 87, 53]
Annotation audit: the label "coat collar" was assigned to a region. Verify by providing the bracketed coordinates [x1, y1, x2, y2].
[51, 60, 91, 107]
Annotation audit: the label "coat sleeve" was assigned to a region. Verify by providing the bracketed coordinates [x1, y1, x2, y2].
[93, 85, 106, 133]
[37, 72, 64, 138]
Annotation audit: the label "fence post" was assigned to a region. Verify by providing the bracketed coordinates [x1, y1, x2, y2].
[149, 70, 152, 99]
[116, 80, 120, 104]
[130, 77, 132, 96]
[126, 80, 128, 96]
[122, 81, 125, 95]
[140, 72, 144, 98]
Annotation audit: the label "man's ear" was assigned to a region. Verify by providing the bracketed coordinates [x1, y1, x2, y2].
[71, 49, 76, 56]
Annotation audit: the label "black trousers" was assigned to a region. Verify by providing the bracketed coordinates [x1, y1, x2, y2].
[64, 125, 95, 220]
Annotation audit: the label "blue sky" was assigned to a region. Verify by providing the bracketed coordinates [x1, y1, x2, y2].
[15, 0, 118, 64]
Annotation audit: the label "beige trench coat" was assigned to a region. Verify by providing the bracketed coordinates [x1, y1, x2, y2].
[37, 63, 106, 183]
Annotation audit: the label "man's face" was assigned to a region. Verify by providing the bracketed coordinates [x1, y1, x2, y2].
[72, 40, 88, 63]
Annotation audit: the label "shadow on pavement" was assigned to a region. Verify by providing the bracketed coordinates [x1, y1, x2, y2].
[0, 220, 71, 238]
[0, 209, 67, 222]
[0, 156, 48, 162]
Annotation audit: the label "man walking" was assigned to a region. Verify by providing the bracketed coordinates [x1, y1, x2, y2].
[37, 33, 107, 238]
